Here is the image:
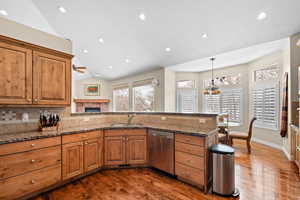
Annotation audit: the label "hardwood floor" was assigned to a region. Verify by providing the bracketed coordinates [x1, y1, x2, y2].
[32, 141, 300, 200]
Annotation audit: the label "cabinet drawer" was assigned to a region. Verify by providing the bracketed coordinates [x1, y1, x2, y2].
[0, 146, 61, 180]
[175, 142, 204, 156]
[175, 162, 204, 186]
[62, 130, 102, 144]
[0, 164, 61, 200]
[105, 129, 147, 137]
[0, 137, 61, 156]
[175, 151, 204, 170]
[175, 134, 204, 146]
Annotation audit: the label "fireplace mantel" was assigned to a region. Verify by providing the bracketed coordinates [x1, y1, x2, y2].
[74, 99, 110, 103]
[74, 99, 110, 112]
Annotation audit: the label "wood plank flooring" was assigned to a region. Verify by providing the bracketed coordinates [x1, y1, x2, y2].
[32, 141, 300, 200]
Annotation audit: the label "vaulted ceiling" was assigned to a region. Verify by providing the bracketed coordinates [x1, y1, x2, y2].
[6, 0, 300, 79]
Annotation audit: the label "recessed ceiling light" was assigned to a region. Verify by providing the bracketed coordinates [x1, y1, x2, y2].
[257, 12, 267, 20]
[58, 6, 67, 13]
[108, 66, 113, 69]
[98, 38, 104, 43]
[0, 10, 8, 16]
[165, 47, 171, 52]
[139, 13, 146, 21]
[125, 59, 131, 63]
[202, 33, 208, 39]
[83, 49, 88, 53]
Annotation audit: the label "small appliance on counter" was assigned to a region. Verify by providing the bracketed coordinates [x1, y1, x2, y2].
[39, 111, 61, 132]
[210, 144, 239, 197]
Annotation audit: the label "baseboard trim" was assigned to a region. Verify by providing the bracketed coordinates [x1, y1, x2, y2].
[252, 137, 282, 150]
[252, 137, 292, 160]
[282, 146, 292, 161]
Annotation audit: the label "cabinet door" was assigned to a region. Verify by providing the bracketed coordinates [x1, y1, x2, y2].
[104, 136, 126, 165]
[0, 41, 32, 104]
[98, 138, 104, 168]
[33, 51, 71, 105]
[84, 138, 100, 172]
[62, 142, 84, 180]
[126, 135, 147, 165]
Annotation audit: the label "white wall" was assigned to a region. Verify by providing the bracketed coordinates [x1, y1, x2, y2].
[75, 78, 111, 100]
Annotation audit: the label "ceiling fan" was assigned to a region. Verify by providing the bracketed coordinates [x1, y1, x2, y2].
[72, 64, 87, 73]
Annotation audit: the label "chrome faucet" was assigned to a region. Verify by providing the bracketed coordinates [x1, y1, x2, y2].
[127, 113, 136, 125]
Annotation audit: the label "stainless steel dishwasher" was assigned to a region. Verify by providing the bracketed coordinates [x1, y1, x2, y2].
[149, 130, 174, 175]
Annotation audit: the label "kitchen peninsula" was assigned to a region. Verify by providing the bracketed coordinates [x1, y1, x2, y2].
[0, 112, 217, 200]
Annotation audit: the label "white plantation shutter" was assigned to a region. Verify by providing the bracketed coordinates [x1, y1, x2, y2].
[221, 89, 243, 123]
[252, 82, 279, 130]
[177, 89, 197, 113]
[203, 94, 220, 113]
[203, 88, 243, 124]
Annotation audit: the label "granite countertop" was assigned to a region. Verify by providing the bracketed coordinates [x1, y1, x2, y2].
[71, 111, 217, 117]
[0, 123, 217, 145]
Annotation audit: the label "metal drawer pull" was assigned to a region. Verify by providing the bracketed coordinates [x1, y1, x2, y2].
[31, 159, 36, 163]
[31, 180, 36, 184]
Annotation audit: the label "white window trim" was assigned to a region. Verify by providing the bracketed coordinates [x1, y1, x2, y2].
[132, 82, 155, 112]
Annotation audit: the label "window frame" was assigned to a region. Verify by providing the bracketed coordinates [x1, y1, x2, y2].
[112, 86, 130, 112]
[132, 82, 155, 112]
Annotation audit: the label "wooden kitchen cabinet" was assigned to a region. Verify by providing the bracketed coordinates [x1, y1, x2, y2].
[84, 138, 101, 172]
[126, 135, 147, 165]
[0, 41, 33, 104]
[0, 35, 72, 106]
[62, 131, 103, 180]
[104, 129, 147, 166]
[104, 136, 126, 165]
[33, 51, 71, 105]
[62, 141, 84, 180]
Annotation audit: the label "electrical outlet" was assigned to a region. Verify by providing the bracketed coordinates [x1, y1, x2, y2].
[161, 116, 167, 121]
[83, 117, 90, 122]
[199, 118, 206, 123]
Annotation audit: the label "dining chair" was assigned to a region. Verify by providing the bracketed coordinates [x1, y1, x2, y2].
[218, 114, 229, 144]
[228, 117, 257, 153]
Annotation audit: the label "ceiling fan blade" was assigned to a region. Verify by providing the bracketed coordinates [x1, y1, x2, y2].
[77, 66, 87, 70]
[76, 69, 85, 73]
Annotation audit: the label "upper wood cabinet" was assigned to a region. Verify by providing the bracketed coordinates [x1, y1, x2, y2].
[33, 51, 71, 105]
[0, 41, 33, 104]
[0, 36, 72, 106]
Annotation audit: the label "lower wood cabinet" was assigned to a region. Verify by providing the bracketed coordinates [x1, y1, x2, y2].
[62, 141, 84, 180]
[0, 164, 61, 200]
[104, 129, 147, 166]
[127, 135, 147, 165]
[104, 136, 126, 165]
[62, 131, 103, 180]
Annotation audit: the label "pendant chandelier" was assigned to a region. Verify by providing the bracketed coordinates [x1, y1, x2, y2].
[203, 57, 221, 95]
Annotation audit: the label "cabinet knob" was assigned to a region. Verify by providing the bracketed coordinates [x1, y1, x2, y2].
[31, 144, 35, 147]
[31, 180, 36, 184]
[297, 146, 300, 152]
[31, 159, 36, 163]
[85, 142, 88, 145]
[27, 99, 32, 102]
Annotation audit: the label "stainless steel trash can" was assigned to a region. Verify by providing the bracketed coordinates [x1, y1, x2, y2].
[211, 144, 236, 196]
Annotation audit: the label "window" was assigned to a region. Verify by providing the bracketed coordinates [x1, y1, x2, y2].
[204, 74, 241, 88]
[133, 83, 155, 111]
[176, 80, 197, 113]
[177, 80, 195, 89]
[177, 89, 197, 113]
[113, 87, 129, 111]
[252, 82, 279, 130]
[203, 88, 243, 124]
[254, 65, 279, 82]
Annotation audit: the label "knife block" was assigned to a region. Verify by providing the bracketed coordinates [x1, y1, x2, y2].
[39, 122, 60, 132]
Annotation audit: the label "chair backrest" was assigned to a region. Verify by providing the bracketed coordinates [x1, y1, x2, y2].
[247, 117, 257, 140]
